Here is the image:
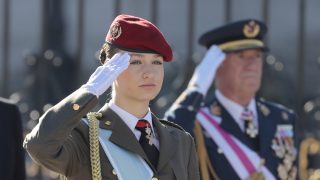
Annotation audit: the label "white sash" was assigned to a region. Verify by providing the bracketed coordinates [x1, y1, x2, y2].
[196, 108, 275, 180]
[83, 119, 154, 180]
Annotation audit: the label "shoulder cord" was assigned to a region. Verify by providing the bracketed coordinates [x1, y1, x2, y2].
[60, 112, 102, 180]
[194, 121, 220, 180]
[87, 112, 103, 180]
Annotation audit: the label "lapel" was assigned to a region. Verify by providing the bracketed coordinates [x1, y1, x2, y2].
[152, 114, 178, 171]
[217, 99, 257, 151]
[256, 99, 277, 157]
[97, 104, 153, 169]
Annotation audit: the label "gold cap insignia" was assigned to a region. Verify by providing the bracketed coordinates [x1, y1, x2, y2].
[243, 20, 260, 38]
[210, 103, 221, 116]
[110, 22, 122, 40]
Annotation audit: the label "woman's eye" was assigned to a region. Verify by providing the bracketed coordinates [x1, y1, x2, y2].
[130, 60, 142, 65]
[153, 60, 163, 65]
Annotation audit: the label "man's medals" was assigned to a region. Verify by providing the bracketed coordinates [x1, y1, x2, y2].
[246, 120, 258, 138]
[271, 124, 297, 179]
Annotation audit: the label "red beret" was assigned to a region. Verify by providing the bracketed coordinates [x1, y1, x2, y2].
[105, 14, 173, 61]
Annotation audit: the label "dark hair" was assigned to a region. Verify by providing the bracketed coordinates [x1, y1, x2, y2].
[99, 43, 121, 64]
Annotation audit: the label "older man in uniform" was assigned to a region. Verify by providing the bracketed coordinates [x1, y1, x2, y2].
[165, 19, 298, 180]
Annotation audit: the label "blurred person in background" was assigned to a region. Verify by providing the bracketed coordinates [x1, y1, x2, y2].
[0, 97, 25, 180]
[165, 19, 298, 180]
[23, 14, 199, 180]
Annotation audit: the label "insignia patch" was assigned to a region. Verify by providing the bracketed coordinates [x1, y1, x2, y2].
[259, 104, 270, 116]
[243, 20, 260, 38]
[110, 22, 122, 40]
[282, 112, 289, 121]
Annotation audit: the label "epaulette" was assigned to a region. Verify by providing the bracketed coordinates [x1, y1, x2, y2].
[258, 97, 294, 114]
[159, 120, 186, 132]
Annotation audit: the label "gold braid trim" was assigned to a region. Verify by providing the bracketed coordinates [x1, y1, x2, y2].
[87, 112, 103, 180]
[194, 121, 220, 180]
[59, 112, 103, 180]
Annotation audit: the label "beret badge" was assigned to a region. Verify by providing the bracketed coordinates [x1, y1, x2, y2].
[243, 20, 260, 38]
[110, 21, 122, 40]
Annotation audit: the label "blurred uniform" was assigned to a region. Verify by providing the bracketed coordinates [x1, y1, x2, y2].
[0, 97, 25, 180]
[165, 20, 298, 180]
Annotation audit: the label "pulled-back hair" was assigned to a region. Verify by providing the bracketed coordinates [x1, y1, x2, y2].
[99, 43, 121, 64]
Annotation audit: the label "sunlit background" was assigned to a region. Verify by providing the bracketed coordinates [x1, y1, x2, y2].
[1, 0, 320, 179]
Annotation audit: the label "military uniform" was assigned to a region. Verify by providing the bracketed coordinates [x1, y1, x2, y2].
[165, 19, 298, 180]
[24, 14, 199, 180]
[165, 90, 298, 179]
[24, 89, 199, 180]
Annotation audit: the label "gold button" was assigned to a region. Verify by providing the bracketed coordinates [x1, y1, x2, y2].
[112, 169, 117, 175]
[152, 177, 158, 180]
[72, 104, 80, 111]
[105, 121, 111, 126]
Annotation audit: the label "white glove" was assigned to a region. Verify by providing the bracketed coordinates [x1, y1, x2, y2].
[82, 52, 130, 97]
[188, 45, 226, 95]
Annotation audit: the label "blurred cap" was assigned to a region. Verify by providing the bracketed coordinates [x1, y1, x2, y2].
[105, 14, 173, 61]
[199, 19, 268, 52]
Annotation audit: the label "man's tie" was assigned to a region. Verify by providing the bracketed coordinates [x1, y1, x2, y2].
[241, 108, 259, 150]
[135, 119, 159, 168]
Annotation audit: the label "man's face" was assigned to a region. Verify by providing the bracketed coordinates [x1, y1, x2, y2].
[215, 49, 263, 95]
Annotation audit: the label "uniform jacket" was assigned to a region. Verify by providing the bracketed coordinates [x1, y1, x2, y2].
[165, 91, 298, 180]
[24, 88, 200, 180]
[0, 97, 25, 180]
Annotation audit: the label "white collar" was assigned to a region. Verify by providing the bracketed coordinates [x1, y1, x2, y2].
[108, 102, 154, 133]
[215, 90, 258, 130]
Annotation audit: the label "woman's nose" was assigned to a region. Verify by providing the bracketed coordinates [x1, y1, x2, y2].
[142, 66, 155, 79]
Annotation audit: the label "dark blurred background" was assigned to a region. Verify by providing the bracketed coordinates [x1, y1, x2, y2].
[0, 0, 319, 179]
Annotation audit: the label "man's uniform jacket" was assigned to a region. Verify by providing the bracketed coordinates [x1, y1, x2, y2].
[24, 89, 200, 180]
[165, 91, 298, 180]
[0, 97, 25, 180]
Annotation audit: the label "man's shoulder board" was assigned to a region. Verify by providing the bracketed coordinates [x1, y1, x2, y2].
[258, 98, 295, 114]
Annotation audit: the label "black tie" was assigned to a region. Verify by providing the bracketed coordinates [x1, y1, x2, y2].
[135, 119, 159, 168]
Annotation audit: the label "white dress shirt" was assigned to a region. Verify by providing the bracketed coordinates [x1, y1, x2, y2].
[215, 90, 258, 131]
[109, 102, 160, 149]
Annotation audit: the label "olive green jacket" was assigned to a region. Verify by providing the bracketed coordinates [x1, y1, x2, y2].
[24, 88, 200, 180]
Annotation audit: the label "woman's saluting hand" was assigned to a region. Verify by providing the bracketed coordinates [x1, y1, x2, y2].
[82, 52, 130, 97]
